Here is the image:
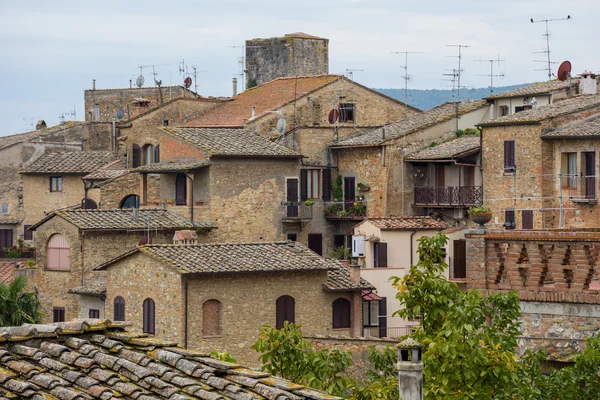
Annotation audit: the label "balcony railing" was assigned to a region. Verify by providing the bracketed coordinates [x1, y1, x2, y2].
[323, 200, 367, 220]
[363, 326, 413, 339]
[414, 186, 482, 207]
[281, 202, 313, 222]
[561, 176, 597, 204]
[0, 247, 35, 259]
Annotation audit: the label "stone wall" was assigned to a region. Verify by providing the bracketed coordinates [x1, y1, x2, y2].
[82, 122, 115, 152]
[98, 173, 140, 209]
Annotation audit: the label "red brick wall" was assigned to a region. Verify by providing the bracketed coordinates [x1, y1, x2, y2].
[158, 135, 207, 161]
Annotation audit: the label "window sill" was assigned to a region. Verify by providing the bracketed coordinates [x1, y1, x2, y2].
[332, 327, 351, 331]
[45, 269, 71, 272]
[572, 198, 598, 205]
[202, 335, 223, 339]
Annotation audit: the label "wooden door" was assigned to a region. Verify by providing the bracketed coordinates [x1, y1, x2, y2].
[308, 234, 323, 256]
[286, 178, 299, 218]
[175, 174, 187, 205]
[453, 239, 466, 279]
[344, 177, 356, 210]
[0, 229, 13, 257]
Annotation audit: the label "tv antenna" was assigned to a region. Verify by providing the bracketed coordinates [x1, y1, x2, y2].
[229, 45, 245, 90]
[391, 51, 424, 109]
[445, 44, 471, 100]
[191, 65, 207, 94]
[530, 15, 571, 80]
[476, 55, 505, 94]
[345, 69, 363, 81]
[137, 64, 168, 87]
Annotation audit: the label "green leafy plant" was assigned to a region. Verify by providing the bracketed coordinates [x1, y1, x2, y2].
[456, 129, 465, 137]
[25, 259, 35, 267]
[323, 203, 343, 217]
[463, 127, 481, 136]
[331, 246, 351, 260]
[303, 199, 315, 207]
[0, 275, 43, 326]
[349, 202, 367, 216]
[332, 175, 343, 201]
[428, 141, 438, 148]
[209, 351, 237, 363]
[467, 205, 491, 216]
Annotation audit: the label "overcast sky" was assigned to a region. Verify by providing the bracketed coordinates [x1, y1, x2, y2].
[1, 0, 598, 136]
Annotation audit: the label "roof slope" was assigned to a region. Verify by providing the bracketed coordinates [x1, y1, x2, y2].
[30, 209, 200, 231]
[164, 127, 300, 157]
[184, 75, 342, 127]
[0, 121, 83, 151]
[22, 151, 115, 174]
[542, 114, 600, 139]
[0, 319, 342, 400]
[406, 135, 480, 160]
[486, 79, 569, 99]
[135, 158, 211, 173]
[97, 241, 342, 274]
[481, 94, 600, 126]
[360, 216, 448, 230]
[325, 266, 375, 291]
[0, 262, 15, 284]
[333, 100, 487, 147]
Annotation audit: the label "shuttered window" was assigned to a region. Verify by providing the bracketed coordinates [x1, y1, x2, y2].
[23, 225, 33, 241]
[300, 169, 320, 199]
[154, 145, 160, 163]
[114, 296, 125, 321]
[332, 298, 351, 329]
[374, 242, 388, 268]
[276, 295, 295, 329]
[53, 307, 65, 323]
[504, 140, 516, 172]
[300, 169, 308, 201]
[322, 169, 332, 201]
[142, 298, 155, 334]
[522, 210, 534, 230]
[89, 309, 100, 319]
[505, 209, 516, 229]
[47, 234, 70, 271]
[132, 144, 141, 168]
[202, 300, 222, 337]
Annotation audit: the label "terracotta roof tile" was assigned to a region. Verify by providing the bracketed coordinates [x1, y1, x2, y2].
[82, 169, 130, 180]
[325, 266, 375, 291]
[406, 135, 480, 160]
[361, 216, 448, 230]
[67, 284, 107, 297]
[97, 241, 342, 274]
[30, 209, 204, 231]
[542, 113, 600, 139]
[165, 127, 300, 157]
[0, 121, 83, 150]
[486, 79, 570, 99]
[0, 320, 342, 399]
[184, 75, 342, 127]
[0, 262, 16, 284]
[481, 93, 600, 126]
[134, 158, 211, 173]
[334, 100, 487, 147]
[22, 151, 115, 174]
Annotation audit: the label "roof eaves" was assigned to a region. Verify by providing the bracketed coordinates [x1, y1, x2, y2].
[94, 247, 143, 271]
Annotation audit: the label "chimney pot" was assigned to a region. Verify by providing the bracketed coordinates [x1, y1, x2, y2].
[251, 106, 256, 119]
[349, 263, 361, 283]
[92, 79, 96, 90]
[233, 78, 238, 97]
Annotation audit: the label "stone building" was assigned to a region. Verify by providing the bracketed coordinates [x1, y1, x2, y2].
[0, 319, 345, 400]
[22, 208, 201, 323]
[246, 32, 329, 88]
[84, 81, 202, 122]
[479, 93, 600, 230]
[97, 241, 373, 364]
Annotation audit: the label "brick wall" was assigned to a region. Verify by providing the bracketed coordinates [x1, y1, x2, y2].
[158, 135, 207, 162]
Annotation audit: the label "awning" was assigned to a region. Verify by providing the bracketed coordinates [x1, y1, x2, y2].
[362, 290, 383, 301]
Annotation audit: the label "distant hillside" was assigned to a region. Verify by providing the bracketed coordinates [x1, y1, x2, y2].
[373, 84, 531, 111]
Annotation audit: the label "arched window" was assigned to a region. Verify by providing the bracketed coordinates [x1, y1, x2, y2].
[332, 298, 351, 329]
[175, 173, 187, 205]
[120, 195, 140, 209]
[132, 144, 141, 168]
[202, 299, 222, 337]
[47, 234, 70, 270]
[154, 145, 160, 163]
[276, 295, 295, 329]
[114, 296, 125, 321]
[82, 198, 97, 210]
[142, 144, 154, 165]
[143, 298, 155, 334]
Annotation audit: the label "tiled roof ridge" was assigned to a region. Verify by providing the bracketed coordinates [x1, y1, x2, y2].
[85, 85, 199, 93]
[141, 240, 293, 248]
[542, 112, 600, 138]
[118, 96, 229, 125]
[486, 79, 571, 99]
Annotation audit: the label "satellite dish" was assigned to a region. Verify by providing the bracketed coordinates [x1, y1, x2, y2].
[328, 109, 339, 124]
[136, 75, 145, 88]
[138, 235, 152, 246]
[184, 77, 192, 89]
[557, 61, 572, 81]
[116, 108, 124, 119]
[276, 117, 287, 135]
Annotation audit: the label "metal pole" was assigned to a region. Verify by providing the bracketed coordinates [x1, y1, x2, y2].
[559, 168, 564, 228]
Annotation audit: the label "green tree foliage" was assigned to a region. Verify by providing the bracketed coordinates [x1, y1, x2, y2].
[0, 275, 42, 326]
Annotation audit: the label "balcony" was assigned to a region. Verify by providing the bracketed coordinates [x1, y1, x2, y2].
[414, 186, 482, 208]
[281, 202, 313, 222]
[363, 326, 413, 339]
[323, 200, 367, 220]
[0, 246, 35, 259]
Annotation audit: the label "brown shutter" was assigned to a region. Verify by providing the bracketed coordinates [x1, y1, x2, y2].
[377, 242, 388, 267]
[300, 169, 308, 201]
[276, 297, 285, 329]
[114, 297, 125, 321]
[132, 144, 141, 168]
[286, 296, 295, 324]
[378, 298, 387, 338]
[154, 145, 160, 163]
[23, 225, 33, 241]
[522, 210, 533, 230]
[322, 169, 332, 201]
[504, 141, 515, 171]
[505, 209, 515, 229]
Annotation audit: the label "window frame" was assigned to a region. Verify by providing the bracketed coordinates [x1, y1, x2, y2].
[50, 176, 63, 192]
[89, 309, 100, 319]
[114, 296, 125, 321]
[47, 233, 70, 271]
[338, 103, 356, 123]
[505, 209, 516, 230]
[362, 300, 379, 327]
[0, 203, 9, 215]
[23, 225, 33, 241]
[332, 298, 351, 329]
[503, 140, 516, 172]
[276, 295, 295, 329]
[142, 298, 155, 334]
[306, 169, 320, 199]
[53, 307, 65, 323]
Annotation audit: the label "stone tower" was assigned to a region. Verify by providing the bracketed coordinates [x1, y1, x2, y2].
[245, 32, 329, 89]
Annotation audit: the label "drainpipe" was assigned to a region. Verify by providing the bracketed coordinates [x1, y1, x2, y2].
[409, 230, 417, 266]
[184, 276, 189, 349]
[80, 232, 85, 286]
[186, 174, 195, 225]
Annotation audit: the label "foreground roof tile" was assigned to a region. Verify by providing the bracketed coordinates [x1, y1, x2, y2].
[22, 151, 115, 174]
[361, 216, 449, 230]
[406, 135, 480, 160]
[542, 113, 600, 139]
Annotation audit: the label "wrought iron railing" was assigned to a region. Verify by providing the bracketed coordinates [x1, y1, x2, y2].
[323, 200, 367, 219]
[281, 202, 313, 221]
[363, 326, 413, 339]
[414, 186, 482, 206]
[0, 247, 35, 259]
[561, 176, 597, 201]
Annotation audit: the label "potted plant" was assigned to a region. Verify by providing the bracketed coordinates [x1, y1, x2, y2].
[331, 246, 352, 263]
[468, 205, 492, 227]
[323, 203, 343, 217]
[195, 201, 205, 206]
[304, 199, 315, 207]
[166, 199, 175, 206]
[332, 175, 343, 202]
[357, 182, 371, 192]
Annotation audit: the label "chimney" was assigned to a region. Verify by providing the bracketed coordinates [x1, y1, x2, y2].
[130, 79, 133, 89]
[233, 78, 238, 97]
[92, 79, 96, 90]
[397, 338, 424, 400]
[580, 71, 597, 95]
[251, 106, 256, 119]
[349, 263, 361, 283]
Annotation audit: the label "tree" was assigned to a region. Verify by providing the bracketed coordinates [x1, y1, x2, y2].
[0, 275, 42, 326]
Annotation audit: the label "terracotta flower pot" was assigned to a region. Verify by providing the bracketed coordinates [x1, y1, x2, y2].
[471, 212, 492, 227]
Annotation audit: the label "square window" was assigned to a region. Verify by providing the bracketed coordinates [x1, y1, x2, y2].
[50, 177, 63, 192]
[53, 307, 65, 323]
[339, 103, 355, 123]
[89, 309, 100, 318]
[0, 203, 9, 215]
[163, 120, 169, 126]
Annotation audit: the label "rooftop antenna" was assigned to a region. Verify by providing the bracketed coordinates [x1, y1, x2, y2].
[345, 69, 363, 81]
[190, 65, 207, 94]
[476, 55, 505, 94]
[530, 15, 571, 80]
[137, 64, 168, 88]
[391, 51, 424, 110]
[445, 44, 471, 100]
[229, 45, 245, 90]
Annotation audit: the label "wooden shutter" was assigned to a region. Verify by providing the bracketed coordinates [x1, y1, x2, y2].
[154, 145, 160, 163]
[378, 298, 387, 338]
[453, 240, 467, 279]
[376, 242, 388, 267]
[175, 174, 187, 205]
[143, 298, 155, 334]
[300, 169, 308, 201]
[53, 307, 65, 323]
[114, 297, 125, 321]
[504, 141, 515, 171]
[89, 309, 100, 318]
[505, 209, 515, 229]
[522, 210, 534, 230]
[332, 298, 351, 329]
[132, 144, 141, 168]
[276, 296, 295, 328]
[276, 297, 285, 329]
[322, 169, 332, 201]
[23, 225, 33, 241]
